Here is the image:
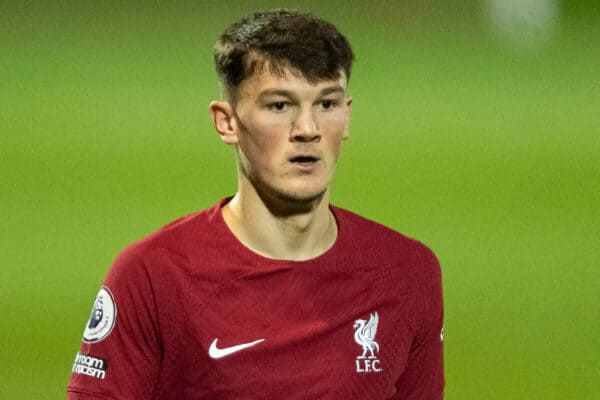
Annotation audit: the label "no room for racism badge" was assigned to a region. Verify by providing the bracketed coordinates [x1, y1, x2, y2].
[83, 286, 117, 343]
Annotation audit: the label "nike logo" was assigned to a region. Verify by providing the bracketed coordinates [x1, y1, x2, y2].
[208, 338, 265, 359]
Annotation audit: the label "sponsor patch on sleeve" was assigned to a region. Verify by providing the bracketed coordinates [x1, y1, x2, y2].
[72, 352, 108, 379]
[82, 286, 117, 343]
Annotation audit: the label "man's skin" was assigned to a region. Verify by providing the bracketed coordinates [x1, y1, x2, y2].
[210, 64, 353, 261]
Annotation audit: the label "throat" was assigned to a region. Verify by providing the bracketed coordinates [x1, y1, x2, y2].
[222, 195, 338, 261]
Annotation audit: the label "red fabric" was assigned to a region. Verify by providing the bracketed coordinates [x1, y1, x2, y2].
[68, 199, 444, 399]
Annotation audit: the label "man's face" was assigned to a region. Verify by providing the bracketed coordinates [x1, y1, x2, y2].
[230, 68, 352, 203]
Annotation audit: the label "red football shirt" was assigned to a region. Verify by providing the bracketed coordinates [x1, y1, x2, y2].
[67, 199, 444, 399]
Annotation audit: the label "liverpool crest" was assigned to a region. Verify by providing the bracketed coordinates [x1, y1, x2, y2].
[353, 312, 382, 373]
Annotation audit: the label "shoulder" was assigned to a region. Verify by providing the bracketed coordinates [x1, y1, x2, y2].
[332, 206, 443, 334]
[332, 205, 440, 268]
[108, 201, 224, 278]
[331, 205, 442, 300]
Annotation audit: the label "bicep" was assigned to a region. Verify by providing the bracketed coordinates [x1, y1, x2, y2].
[393, 252, 445, 399]
[67, 252, 161, 399]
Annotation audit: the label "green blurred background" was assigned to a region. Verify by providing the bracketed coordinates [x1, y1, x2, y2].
[1, 1, 599, 398]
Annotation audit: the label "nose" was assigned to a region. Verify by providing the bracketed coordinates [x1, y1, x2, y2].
[291, 108, 320, 142]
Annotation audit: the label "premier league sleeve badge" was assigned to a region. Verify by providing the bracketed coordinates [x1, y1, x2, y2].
[82, 286, 117, 343]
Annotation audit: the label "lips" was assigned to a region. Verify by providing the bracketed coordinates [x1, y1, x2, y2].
[290, 155, 318, 163]
[289, 154, 320, 171]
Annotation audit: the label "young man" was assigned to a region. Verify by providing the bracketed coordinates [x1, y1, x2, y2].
[67, 10, 444, 399]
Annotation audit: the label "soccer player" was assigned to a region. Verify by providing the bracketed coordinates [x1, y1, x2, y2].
[67, 10, 444, 399]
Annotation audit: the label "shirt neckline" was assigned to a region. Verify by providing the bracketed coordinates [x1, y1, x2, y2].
[210, 197, 346, 266]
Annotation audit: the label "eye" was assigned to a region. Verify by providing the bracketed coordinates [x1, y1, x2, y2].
[267, 102, 287, 111]
[321, 100, 337, 110]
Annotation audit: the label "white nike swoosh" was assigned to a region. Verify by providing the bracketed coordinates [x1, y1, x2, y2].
[208, 338, 265, 359]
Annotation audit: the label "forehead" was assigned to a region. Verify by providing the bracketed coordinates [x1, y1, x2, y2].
[236, 67, 348, 100]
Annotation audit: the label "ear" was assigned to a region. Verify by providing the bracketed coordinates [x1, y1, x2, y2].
[342, 96, 352, 140]
[209, 100, 238, 145]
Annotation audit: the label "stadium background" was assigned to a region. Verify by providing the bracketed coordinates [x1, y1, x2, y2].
[1, 1, 598, 398]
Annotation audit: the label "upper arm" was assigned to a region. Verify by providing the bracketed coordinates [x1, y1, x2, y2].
[67, 249, 161, 399]
[392, 248, 445, 399]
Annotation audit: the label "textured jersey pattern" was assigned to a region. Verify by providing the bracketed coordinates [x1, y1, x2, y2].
[67, 199, 444, 399]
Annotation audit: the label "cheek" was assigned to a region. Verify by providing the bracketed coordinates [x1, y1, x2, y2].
[319, 112, 347, 134]
[238, 125, 286, 166]
[321, 122, 347, 164]
[330, 141, 343, 162]
[320, 118, 348, 149]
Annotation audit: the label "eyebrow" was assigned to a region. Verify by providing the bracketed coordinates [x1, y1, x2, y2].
[319, 86, 346, 96]
[256, 86, 346, 102]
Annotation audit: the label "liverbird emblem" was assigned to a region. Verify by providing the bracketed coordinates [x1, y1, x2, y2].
[353, 312, 380, 359]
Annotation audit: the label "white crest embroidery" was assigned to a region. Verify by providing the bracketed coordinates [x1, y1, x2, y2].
[353, 312, 382, 373]
[83, 286, 117, 344]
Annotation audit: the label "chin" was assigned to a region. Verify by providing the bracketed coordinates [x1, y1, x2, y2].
[274, 187, 327, 211]
[281, 176, 331, 199]
[248, 174, 329, 210]
[254, 183, 328, 216]
[275, 187, 327, 204]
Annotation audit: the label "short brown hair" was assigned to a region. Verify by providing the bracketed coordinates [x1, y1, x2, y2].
[213, 10, 354, 98]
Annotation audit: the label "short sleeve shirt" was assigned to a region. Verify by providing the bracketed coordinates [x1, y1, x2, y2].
[67, 199, 444, 399]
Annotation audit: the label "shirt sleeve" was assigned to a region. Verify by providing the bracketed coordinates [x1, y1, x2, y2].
[67, 247, 161, 399]
[392, 249, 445, 400]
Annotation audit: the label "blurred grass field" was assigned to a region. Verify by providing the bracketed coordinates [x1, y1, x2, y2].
[1, 1, 599, 398]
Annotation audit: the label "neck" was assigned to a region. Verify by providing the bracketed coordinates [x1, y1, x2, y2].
[221, 182, 337, 261]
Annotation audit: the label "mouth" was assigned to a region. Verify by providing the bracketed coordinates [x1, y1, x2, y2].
[289, 155, 320, 172]
[289, 155, 319, 163]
